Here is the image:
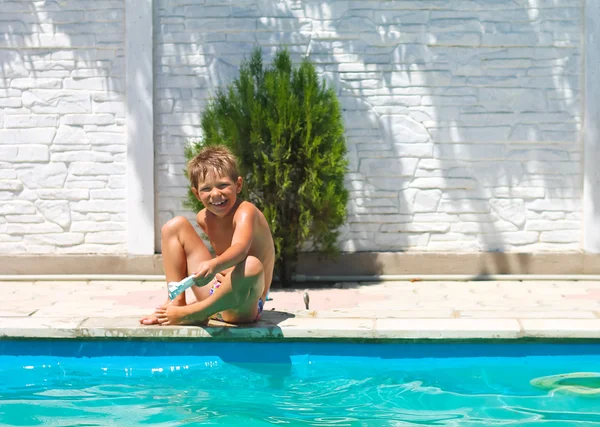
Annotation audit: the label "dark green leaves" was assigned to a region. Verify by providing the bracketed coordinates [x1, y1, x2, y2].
[186, 47, 348, 285]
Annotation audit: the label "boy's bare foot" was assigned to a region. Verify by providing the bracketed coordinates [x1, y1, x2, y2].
[140, 311, 161, 325]
[140, 300, 184, 325]
[154, 305, 206, 326]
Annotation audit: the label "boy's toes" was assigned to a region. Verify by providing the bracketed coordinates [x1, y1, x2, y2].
[140, 315, 159, 325]
[156, 316, 169, 325]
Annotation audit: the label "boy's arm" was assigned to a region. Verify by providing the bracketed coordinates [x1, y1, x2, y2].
[176, 288, 238, 322]
[211, 205, 256, 272]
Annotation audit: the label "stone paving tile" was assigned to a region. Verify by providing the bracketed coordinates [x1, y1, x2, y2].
[31, 281, 89, 287]
[540, 281, 600, 289]
[531, 291, 574, 297]
[521, 319, 600, 338]
[274, 317, 375, 339]
[293, 309, 456, 319]
[87, 280, 146, 287]
[2, 279, 600, 340]
[459, 310, 597, 319]
[0, 317, 84, 338]
[33, 307, 118, 318]
[3, 304, 43, 314]
[79, 314, 375, 340]
[416, 301, 485, 310]
[375, 318, 522, 339]
[79, 317, 212, 339]
[537, 301, 600, 310]
[0, 309, 37, 316]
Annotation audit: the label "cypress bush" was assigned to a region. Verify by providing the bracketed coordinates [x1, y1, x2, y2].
[185, 47, 348, 286]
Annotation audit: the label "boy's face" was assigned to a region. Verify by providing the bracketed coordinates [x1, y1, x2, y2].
[192, 170, 242, 217]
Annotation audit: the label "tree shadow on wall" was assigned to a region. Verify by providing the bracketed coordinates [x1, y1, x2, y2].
[155, 1, 582, 278]
[0, 2, 141, 252]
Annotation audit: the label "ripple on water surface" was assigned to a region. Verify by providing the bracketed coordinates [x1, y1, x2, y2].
[0, 353, 600, 426]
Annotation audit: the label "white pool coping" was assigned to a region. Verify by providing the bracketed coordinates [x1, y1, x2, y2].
[1, 315, 599, 341]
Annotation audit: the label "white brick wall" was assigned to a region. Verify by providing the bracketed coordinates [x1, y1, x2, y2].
[155, 0, 583, 253]
[1, 0, 585, 254]
[0, 1, 127, 254]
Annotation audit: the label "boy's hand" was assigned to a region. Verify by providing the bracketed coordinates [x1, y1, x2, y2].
[192, 260, 217, 287]
[155, 305, 184, 325]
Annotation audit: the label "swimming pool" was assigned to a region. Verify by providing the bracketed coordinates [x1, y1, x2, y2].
[1, 340, 600, 426]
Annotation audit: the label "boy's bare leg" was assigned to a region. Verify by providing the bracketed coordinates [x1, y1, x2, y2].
[140, 216, 213, 325]
[218, 256, 266, 323]
[156, 256, 265, 325]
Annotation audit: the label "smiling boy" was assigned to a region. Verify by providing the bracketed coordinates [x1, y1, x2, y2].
[140, 145, 275, 325]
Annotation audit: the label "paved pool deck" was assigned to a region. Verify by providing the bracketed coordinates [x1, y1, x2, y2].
[2, 278, 600, 341]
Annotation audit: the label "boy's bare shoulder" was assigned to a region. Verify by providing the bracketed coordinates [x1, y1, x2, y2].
[233, 201, 262, 222]
[234, 201, 273, 230]
[196, 208, 208, 231]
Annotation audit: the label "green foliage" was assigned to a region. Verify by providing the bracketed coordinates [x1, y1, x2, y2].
[185, 47, 348, 286]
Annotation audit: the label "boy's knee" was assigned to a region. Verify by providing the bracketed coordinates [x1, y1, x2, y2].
[244, 256, 264, 279]
[161, 216, 190, 238]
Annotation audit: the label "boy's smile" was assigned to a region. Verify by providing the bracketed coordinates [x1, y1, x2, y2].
[192, 171, 242, 217]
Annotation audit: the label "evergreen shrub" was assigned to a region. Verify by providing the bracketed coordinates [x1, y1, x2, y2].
[185, 47, 348, 286]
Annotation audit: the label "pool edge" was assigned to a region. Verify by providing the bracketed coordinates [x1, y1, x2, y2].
[1, 315, 600, 341]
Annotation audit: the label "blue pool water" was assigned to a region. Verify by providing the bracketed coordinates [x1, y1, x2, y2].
[1, 341, 600, 426]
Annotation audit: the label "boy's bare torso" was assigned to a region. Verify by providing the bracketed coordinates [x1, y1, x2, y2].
[198, 200, 275, 298]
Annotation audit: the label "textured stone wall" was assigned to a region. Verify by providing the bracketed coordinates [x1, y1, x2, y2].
[0, 1, 126, 253]
[155, 0, 583, 252]
[0, 0, 584, 254]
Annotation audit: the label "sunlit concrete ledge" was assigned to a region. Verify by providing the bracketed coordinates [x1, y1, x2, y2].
[2, 314, 600, 341]
[2, 252, 600, 276]
[2, 278, 600, 341]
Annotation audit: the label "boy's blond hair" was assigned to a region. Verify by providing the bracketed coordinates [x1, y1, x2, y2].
[187, 145, 240, 189]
